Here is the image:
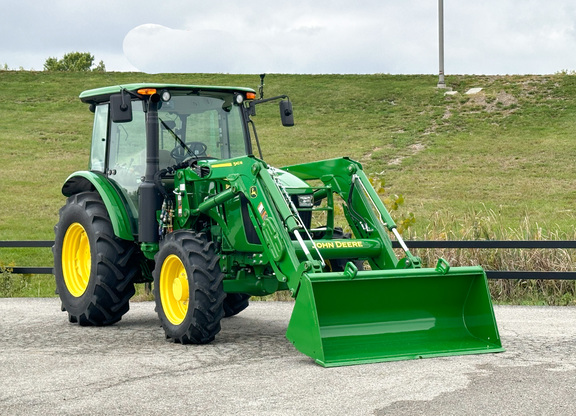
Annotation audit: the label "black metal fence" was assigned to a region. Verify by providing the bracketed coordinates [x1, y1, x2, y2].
[2, 240, 576, 280]
[0, 240, 53, 275]
[392, 240, 576, 280]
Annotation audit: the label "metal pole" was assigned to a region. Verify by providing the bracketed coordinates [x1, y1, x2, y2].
[437, 0, 446, 88]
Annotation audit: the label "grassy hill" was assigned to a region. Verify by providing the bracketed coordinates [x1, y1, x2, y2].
[1, 70, 576, 303]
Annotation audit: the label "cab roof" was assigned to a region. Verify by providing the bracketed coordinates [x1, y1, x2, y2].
[79, 83, 255, 104]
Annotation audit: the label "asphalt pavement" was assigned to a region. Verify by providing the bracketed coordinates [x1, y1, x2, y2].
[0, 298, 574, 415]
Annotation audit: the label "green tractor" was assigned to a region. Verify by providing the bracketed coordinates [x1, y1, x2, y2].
[53, 81, 504, 366]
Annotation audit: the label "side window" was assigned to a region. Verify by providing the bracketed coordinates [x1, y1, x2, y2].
[227, 106, 247, 157]
[108, 101, 146, 206]
[89, 104, 108, 172]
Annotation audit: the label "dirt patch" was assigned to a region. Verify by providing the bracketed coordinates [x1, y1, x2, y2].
[387, 142, 426, 166]
[361, 146, 383, 162]
[464, 90, 518, 114]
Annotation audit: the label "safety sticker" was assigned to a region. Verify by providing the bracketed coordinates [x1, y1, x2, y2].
[257, 202, 268, 221]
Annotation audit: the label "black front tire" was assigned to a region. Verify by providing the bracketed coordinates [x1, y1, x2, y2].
[223, 293, 251, 317]
[53, 192, 137, 326]
[153, 231, 225, 344]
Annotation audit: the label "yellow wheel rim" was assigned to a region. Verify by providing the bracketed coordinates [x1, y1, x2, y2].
[160, 254, 190, 325]
[62, 222, 91, 297]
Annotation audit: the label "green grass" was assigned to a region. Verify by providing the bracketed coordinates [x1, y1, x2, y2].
[1, 70, 576, 303]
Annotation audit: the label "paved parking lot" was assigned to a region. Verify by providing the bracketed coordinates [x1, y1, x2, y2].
[0, 298, 574, 415]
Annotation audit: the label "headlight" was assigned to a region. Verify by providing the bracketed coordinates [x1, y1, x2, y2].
[297, 195, 314, 208]
[161, 90, 171, 102]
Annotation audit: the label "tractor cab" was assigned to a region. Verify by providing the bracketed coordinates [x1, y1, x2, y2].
[81, 84, 256, 210]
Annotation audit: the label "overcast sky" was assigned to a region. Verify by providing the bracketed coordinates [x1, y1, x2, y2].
[2, 0, 576, 74]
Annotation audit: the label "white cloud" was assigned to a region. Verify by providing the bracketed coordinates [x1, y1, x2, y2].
[123, 24, 275, 74]
[1, 1, 576, 74]
[122, 3, 438, 74]
[444, 1, 576, 74]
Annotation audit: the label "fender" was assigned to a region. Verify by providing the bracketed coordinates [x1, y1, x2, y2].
[62, 171, 136, 241]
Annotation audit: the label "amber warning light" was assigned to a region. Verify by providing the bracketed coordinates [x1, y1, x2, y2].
[137, 88, 157, 95]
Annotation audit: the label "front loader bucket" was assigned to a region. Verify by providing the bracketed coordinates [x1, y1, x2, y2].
[286, 265, 504, 367]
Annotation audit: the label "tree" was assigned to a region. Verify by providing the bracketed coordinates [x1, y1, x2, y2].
[43, 52, 105, 72]
[93, 60, 106, 72]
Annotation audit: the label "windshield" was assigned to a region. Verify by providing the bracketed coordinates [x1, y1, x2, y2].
[158, 94, 247, 162]
[105, 93, 248, 211]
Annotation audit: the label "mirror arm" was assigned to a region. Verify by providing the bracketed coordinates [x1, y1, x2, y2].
[248, 94, 290, 116]
[250, 94, 289, 106]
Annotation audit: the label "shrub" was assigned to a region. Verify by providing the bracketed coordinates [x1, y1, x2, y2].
[43, 52, 105, 72]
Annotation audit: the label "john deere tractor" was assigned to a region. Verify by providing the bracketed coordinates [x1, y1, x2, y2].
[53, 81, 503, 366]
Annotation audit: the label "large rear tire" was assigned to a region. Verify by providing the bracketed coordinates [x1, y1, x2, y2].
[53, 192, 137, 326]
[153, 230, 225, 344]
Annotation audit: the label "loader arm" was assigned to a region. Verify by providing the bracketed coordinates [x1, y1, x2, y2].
[179, 156, 425, 294]
[227, 163, 318, 295]
[283, 157, 421, 269]
[176, 155, 321, 296]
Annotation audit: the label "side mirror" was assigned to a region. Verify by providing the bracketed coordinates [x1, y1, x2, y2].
[110, 93, 133, 123]
[279, 100, 294, 127]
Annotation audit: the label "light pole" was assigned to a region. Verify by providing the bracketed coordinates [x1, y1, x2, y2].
[437, 0, 447, 88]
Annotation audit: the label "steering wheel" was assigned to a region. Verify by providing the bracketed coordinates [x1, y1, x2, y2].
[170, 141, 208, 163]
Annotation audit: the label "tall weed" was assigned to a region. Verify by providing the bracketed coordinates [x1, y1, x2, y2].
[407, 208, 576, 305]
[0, 262, 31, 297]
